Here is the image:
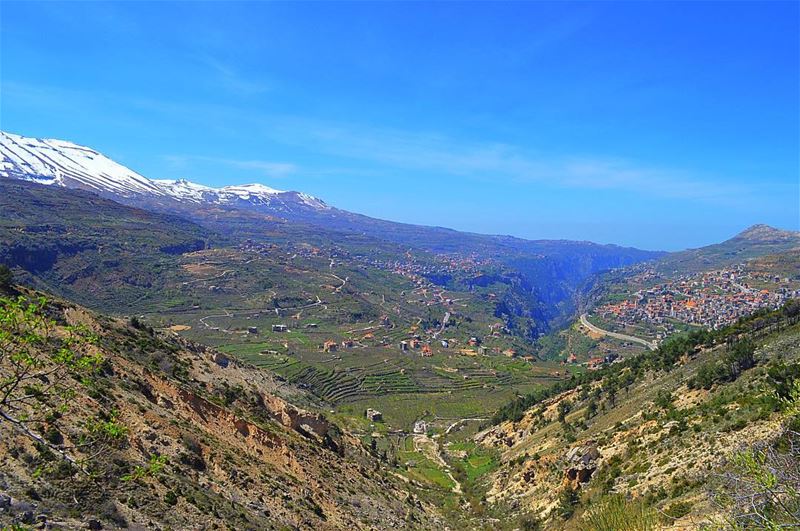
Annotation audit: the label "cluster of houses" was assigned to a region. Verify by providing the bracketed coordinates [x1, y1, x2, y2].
[399, 335, 437, 356]
[322, 339, 356, 352]
[596, 266, 800, 332]
[353, 251, 493, 287]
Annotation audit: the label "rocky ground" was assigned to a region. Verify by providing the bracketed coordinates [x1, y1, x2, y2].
[0, 289, 445, 530]
[475, 321, 800, 528]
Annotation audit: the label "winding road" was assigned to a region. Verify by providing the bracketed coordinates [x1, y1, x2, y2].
[199, 309, 234, 330]
[580, 313, 657, 351]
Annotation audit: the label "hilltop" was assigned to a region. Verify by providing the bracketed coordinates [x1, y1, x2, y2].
[735, 224, 800, 243]
[653, 224, 800, 275]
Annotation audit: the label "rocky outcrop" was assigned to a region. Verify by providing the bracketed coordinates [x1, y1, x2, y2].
[564, 443, 600, 487]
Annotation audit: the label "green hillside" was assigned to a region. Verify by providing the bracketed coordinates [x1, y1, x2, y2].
[481, 301, 800, 528]
[0, 180, 217, 311]
[655, 224, 800, 275]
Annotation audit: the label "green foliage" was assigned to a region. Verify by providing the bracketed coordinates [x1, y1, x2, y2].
[689, 340, 756, 390]
[660, 500, 693, 522]
[164, 490, 179, 506]
[517, 514, 542, 530]
[713, 382, 800, 528]
[84, 410, 128, 443]
[534, 332, 566, 360]
[767, 361, 800, 401]
[121, 454, 168, 482]
[654, 389, 673, 410]
[578, 495, 658, 530]
[584, 398, 598, 421]
[493, 302, 797, 426]
[0, 295, 104, 453]
[557, 399, 572, 422]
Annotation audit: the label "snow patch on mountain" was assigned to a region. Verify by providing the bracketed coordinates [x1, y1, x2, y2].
[220, 183, 285, 197]
[153, 179, 216, 203]
[1, 131, 329, 211]
[0, 131, 166, 197]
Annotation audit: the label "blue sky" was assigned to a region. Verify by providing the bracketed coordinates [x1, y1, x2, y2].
[1, 1, 797, 251]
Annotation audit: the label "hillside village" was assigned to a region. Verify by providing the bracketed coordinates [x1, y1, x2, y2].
[592, 264, 800, 339]
[237, 239, 524, 359]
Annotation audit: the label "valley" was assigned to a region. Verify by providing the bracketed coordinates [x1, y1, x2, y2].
[0, 131, 798, 529]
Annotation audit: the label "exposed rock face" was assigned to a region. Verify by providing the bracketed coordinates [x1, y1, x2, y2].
[211, 351, 229, 367]
[522, 467, 536, 483]
[565, 443, 600, 469]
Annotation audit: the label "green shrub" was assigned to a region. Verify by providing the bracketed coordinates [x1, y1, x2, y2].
[164, 490, 179, 506]
[578, 495, 657, 530]
[518, 514, 542, 530]
[660, 500, 692, 523]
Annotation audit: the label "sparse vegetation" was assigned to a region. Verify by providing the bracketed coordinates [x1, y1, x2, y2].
[0, 264, 12, 291]
[712, 381, 800, 528]
[557, 486, 580, 520]
[578, 495, 658, 530]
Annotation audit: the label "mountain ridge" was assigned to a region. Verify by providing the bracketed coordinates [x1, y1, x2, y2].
[732, 223, 800, 243]
[0, 130, 654, 253]
[0, 131, 329, 213]
[1, 130, 665, 336]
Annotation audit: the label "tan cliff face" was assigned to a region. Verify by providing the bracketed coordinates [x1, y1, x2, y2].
[0, 291, 443, 530]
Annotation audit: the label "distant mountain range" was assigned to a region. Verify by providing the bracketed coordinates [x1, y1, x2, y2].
[0, 130, 668, 333]
[0, 130, 651, 252]
[0, 131, 329, 215]
[7, 129, 797, 337]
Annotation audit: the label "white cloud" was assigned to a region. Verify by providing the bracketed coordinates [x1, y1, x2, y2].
[199, 56, 270, 96]
[165, 154, 296, 179]
[0, 79, 765, 205]
[265, 118, 747, 202]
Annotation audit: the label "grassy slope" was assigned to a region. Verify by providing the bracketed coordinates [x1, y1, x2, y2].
[478, 306, 800, 528]
[0, 179, 217, 312]
[0, 286, 447, 530]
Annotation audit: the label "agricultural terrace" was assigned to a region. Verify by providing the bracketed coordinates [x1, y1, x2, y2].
[141, 247, 570, 430]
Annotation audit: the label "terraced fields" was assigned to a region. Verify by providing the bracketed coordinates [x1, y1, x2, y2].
[227, 349, 547, 404]
[141, 247, 570, 430]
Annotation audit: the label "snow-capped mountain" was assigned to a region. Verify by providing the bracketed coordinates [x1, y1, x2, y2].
[153, 179, 329, 212]
[0, 131, 167, 198]
[0, 131, 328, 213]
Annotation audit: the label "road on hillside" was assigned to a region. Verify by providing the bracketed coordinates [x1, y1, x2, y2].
[579, 313, 657, 351]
